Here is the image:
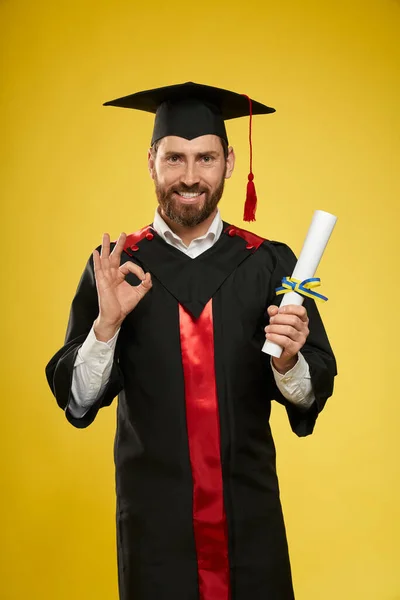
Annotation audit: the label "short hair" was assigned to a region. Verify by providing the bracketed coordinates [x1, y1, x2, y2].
[150, 137, 229, 160]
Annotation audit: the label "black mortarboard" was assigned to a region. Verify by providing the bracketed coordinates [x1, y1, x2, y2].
[104, 82, 276, 221]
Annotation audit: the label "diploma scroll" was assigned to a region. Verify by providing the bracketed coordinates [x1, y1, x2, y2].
[262, 210, 337, 358]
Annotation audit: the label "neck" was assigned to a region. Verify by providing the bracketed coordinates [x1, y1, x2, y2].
[159, 208, 218, 246]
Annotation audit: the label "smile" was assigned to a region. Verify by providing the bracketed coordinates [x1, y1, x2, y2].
[174, 192, 205, 203]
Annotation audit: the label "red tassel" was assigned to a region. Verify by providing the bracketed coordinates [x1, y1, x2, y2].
[242, 93, 257, 222]
[244, 173, 257, 222]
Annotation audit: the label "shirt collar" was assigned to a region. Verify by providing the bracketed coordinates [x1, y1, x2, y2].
[153, 207, 223, 248]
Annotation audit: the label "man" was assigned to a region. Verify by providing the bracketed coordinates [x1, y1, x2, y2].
[46, 82, 336, 600]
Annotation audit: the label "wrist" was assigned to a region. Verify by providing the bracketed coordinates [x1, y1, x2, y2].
[272, 355, 298, 375]
[93, 317, 122, 342]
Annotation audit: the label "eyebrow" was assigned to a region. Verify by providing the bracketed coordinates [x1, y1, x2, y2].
[164, 150, 220, 158]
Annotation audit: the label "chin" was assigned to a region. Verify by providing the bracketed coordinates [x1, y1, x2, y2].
[168, 204, 213, 227]
[171, 197, 206, 217]
[176, 201, 205, 216]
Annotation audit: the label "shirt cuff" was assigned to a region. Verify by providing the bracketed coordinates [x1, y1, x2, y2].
[74, 325, 120, 370]
[271, 351, 310, 384]
[271, 352, 315, 409]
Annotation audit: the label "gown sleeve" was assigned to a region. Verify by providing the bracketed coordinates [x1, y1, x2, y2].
[264, 241, 337, 437]
[45, 251, 124, 429]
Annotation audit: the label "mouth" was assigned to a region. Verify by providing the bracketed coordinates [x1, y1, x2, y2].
[173, 191, 205, 204]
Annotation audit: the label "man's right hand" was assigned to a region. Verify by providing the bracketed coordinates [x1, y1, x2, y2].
[92, 232, 152, 342]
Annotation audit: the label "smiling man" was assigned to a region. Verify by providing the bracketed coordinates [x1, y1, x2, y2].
[152, 135, 230, 229]
[46, 82, 336, 600]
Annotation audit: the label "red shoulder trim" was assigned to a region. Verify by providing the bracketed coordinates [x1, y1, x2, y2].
[118, 225, 155, 256]
[224, 224, 267, 250]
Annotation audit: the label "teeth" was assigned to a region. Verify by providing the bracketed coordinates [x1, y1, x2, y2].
[179, 192, 202, 198]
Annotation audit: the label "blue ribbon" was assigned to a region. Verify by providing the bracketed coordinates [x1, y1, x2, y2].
[275, 277, 328, 302]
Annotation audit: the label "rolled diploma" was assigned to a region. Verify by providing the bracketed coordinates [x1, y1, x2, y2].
[262, 210, 337, 358]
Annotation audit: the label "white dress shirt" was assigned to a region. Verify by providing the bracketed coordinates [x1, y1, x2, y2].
[69, 209, 315, 418]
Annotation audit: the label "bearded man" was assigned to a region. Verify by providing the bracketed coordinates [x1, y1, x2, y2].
[46, 82, 336, 600]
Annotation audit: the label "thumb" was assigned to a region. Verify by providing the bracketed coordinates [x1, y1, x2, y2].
[135, 272, 153, 298]
[119, 261, 146, 281]
[267, 305, 279, 317]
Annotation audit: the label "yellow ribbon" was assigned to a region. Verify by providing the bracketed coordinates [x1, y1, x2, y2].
[275, 277, 328, 302]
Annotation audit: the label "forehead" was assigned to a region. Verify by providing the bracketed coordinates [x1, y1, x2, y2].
[156, 135, 224, 154]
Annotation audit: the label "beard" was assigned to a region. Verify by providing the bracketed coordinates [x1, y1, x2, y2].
[154, 171, 226, 227]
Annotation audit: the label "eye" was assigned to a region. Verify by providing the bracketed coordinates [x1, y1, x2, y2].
[167, 155, 181, 164]
[201, 155, 214, 163]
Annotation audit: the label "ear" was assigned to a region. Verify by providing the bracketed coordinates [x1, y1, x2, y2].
[148, 149, 155, 180]
[225, 146, 235, 179]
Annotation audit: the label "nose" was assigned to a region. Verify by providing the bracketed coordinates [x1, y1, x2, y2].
[180, 161, 200, 188]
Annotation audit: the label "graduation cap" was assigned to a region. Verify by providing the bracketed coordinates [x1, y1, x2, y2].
[104, 82, 275, 221]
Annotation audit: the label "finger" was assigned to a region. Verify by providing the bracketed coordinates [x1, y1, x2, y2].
[266, 324, 305, 343]
[110, 232, 127, 265]
[119, 261, 147, 282]
[100, 233, 112, 277]
[278, 304, 308, 322]
[264, 332, 299, 357]
[267, 305, 279, 317]
[93, 249, 105, 281]
[135, 272, 153, 295]
[269, 314, 305, 330]
[100, 233, 111, 259]
[93, 249, 101, 273]
[93, 250, 111, 294]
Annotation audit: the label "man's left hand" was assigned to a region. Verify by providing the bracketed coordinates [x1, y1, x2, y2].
[265, 305, 310, 374]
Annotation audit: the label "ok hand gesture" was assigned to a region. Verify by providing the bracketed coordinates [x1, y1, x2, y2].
[93, 232, 152, 341]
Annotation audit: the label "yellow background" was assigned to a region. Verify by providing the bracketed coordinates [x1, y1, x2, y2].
[1, 0, 399, 598]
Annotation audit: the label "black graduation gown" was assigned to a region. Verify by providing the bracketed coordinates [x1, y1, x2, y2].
[46, 222, 336, 600]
